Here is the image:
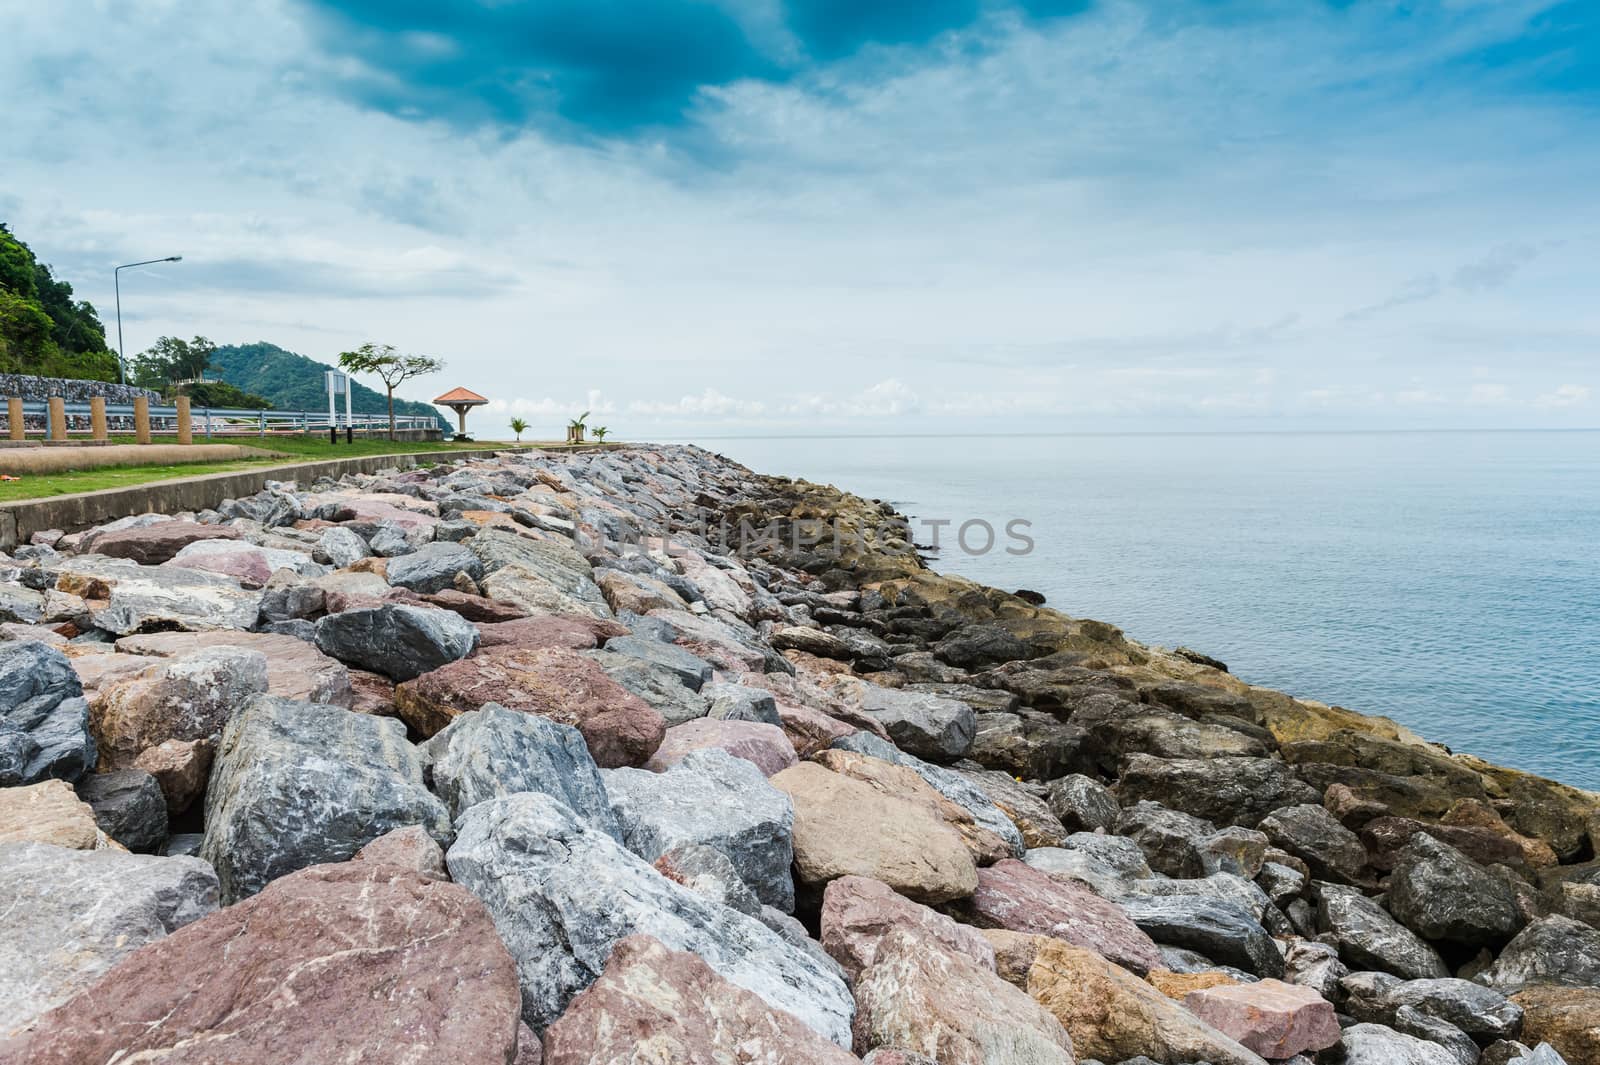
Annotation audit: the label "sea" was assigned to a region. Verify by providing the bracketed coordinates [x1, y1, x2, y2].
[675, 431, 1600, 791]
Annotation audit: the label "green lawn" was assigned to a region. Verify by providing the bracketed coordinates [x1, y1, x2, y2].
[0, 435, 541, 503]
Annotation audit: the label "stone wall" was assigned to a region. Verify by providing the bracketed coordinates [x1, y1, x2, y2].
[0, 374, 160, 405]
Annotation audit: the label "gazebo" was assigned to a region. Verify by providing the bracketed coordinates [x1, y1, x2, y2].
[434, 386, 488, 439]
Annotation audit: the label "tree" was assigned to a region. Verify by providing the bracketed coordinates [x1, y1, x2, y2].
[183, 380, 273, 410]
[509, 417, 528, 442]
[129, 336, 217, 390]
[338, 342, 445, 440]
[592, 425, 609, 442]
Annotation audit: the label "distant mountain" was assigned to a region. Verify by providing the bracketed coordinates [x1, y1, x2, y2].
[209, 342, 450, 432]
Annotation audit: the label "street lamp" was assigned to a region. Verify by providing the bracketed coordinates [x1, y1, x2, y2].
[115, 256, 183, 384]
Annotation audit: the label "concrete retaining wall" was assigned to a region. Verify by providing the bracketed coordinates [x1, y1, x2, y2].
[0, 447, 521, 551]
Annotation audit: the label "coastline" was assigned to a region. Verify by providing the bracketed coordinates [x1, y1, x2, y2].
[3, 441, 1597, 1061]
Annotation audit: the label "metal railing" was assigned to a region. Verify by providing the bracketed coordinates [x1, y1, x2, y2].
[2, 398, 438, 439]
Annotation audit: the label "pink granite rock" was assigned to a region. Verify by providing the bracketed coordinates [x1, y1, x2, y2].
[822, 875, 996, 985]
[1183, 978, 1342, 1058]
[950, 858, 1163, 975]
[352, 825, 448, 882]
[476, 613, 628, 651]
[1, 861, 522, 1065]
[644, 717, 799, 777]
[542, 935, 858, 1065]
[87, 521, 240, 565]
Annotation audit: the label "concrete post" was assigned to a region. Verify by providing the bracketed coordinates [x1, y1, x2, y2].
[48, 397, 67, 442]
[134, 396, 151, 444]
[176, 396, 192, 445]
[6, 397, 22, 441]
[90, 397, 108, 441]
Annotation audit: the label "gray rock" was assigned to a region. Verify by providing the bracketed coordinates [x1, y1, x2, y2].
[0, 582, 44, 624]
[421, 703, 620, 838]
[1317, 883, 1449, 980]
[1386, 832, 1522, 947]
[1117, 894, 1285, 978]
[587, 649, 711, 726]
[605, 748, 796, 911]
[854, 685, 975, 761]
[1338, 1022, 1462, 1065]
[314, 603, 479, 681]
[76, 769, 168, 853]
[1474, 914, 1600, 993]
[1503, 1046, 1571, 1065]
[1257, 860, 1308, 906]
[0, 640, 94, 785]
[1391, 1006, 1479, 1065]
[367, 523, 413, 557]
[66, 556, 264, 634]
[469, 527, 610, 617]
[1128, 870, 1276, 924]
[603, 634, 713, 690]
[704, 680, 781, 725]
[653, 842, 763, 915]
[163, 832, 204, 858]
[833, 731, 1023, 857]
[1191, 824, 1271, 878]
[1258, 803, 1368, 884]
[1375, 977, 1524, 1040]
[313, 526, 370, 567]
[1117, 800, 1218, 877]
[1283, 938, 1348, 999]
[446, 791, 854, 1045]
[200, 695, 450, 902]
[0, 841, 218, 1037]
[1116, 753, 1323, 827]
[384, 540, 485, 595]
[257, 570, 325, 623]
[1047, 773, 1120, 832]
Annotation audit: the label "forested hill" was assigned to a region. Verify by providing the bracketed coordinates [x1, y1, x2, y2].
[210, 342, 450, 431]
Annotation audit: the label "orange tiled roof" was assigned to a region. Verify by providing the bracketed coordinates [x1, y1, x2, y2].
[434, 386, 488, 405]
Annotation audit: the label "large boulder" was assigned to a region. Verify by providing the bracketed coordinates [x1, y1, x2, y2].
[114, 630, 353, 706]
[470, 529, 610, 618]
[849, 683, 976, 761]
[75, 768, 167, 852]
[445, 792, 854, 1045]
[1024, 938, 1269, 1065]
[1317, 884, 1449, 980]
[1476, 915, 1600, 994]
[771, 761, 978, 905]
[85, 520, 240, 565]
[54, 556, 263, 634]
[834, 732, 1024, 857]
[200, 695, 450, 902]
[1338, 1022, 1462, 1065]
[1258, 802, 1369, 884]
[950, 858, 1164, 975]
[1117, 753, 1322, 827]
[1511, 987, 1600, 1065]
[1355, 977, 1525, 1041]
[586, 648, 711, 726]
[0, 779, 111, 850]
[543, 935, 859, 1065]
[384, 540, 485, 594]
[1183, 979, 1342, 1059]
[821, 874, 997, 985]
[163, 539, 321, 588]
[396, 646, 665, 768]
[0, 841, 217, 1037]
[0, 860, 523, 1065]
[644, 717, 798, 776]
[90, 646, 270, 768]
[604, 748, 796, 911]
[852, 929, 1077, 1064]
[315, 603, 479, 682]
[1118, 895, 1285, 978]
[813, 748, 1013, 864]
[1048, 774, 1120, 833]
[421, 704, 620, 836]
[0, 640, 93, 785]
[1386, 832, 1523, 947]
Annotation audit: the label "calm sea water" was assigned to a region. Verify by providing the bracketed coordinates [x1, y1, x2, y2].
[676, 431, 1600, 791]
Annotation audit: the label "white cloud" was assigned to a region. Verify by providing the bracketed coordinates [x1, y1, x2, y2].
[1534, 384, 1591, 409]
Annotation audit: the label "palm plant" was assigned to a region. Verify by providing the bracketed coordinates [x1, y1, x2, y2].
[567, 410, 589, 443]
[509, 417, 528, 442]
[592, 426, 609, 443]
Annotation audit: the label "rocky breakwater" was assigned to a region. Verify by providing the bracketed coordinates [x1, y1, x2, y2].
[1, 443, 1597, 1065]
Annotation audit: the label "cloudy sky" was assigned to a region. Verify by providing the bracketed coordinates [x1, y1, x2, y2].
[6, 0, 1597, 434]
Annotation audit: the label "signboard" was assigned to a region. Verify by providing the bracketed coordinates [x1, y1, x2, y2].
[325, 370, 348, 395]
[326, 369, 352, 428]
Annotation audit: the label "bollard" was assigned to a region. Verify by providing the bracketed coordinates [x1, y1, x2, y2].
[176, 396, 192, 444]
[90, 397, 108, 442]
[48, 397, 67, 442]
[134, 396, 151, 444]
[6, 397, 22, 441]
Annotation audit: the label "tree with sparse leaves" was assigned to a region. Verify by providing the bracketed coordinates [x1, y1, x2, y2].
[337, 342, 444, 440]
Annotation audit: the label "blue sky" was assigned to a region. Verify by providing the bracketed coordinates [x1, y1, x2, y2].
[5, 0, 1597, 433]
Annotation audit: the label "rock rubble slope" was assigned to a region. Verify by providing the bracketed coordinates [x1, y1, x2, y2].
[1, 443, 1597, 1065]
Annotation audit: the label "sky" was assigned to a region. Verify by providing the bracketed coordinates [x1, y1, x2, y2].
[5, 0, 1598, 435]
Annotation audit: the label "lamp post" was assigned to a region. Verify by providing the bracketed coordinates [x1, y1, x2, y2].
[114, 256, 183, 384]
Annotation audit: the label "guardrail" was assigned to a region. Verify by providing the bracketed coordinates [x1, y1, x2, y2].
[2, 397, 437, 440]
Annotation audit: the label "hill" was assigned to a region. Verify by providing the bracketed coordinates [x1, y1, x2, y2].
[209, 342, 450, 432]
